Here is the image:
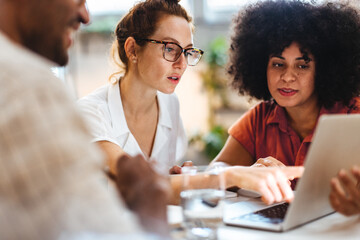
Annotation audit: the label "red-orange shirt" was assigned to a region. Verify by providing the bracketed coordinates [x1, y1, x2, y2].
[229, 97, 360, 166]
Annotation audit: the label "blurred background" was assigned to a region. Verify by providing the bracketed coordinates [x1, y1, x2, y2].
[59, 0, 358, 164]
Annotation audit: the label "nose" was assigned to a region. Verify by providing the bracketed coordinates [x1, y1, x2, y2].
[281, 67, 297, 83]
[79, 2, 90, 24]
[173, 52, 187, 70]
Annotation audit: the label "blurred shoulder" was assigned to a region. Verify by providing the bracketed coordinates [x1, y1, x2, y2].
[0, 33, 54, 83]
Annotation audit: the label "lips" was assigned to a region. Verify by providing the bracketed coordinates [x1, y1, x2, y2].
[278, 88, 298, 96]
[65, 22, 80, 48]
[167, 75, 181, 84]
[64, 29, 73, 48]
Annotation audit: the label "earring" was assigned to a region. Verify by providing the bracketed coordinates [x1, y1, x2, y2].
[131, 55, 137, 63]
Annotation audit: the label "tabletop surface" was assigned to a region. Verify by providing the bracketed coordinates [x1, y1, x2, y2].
[168, 196, 360, 240]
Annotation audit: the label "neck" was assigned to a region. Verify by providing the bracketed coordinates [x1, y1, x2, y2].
[120, 74, 158, 116]
[285, 102, 320, 140]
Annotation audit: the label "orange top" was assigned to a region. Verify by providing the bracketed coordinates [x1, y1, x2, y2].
[229, 97, 360, 166]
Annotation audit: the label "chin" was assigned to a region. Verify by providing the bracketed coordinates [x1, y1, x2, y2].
[274, 99, 294, 108]
[159, 88, 176, 95]
[277, 102, 299, 109]
[53, 53, 69, 67]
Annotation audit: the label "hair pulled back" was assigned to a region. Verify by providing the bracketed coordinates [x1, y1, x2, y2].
[110, 0, 192, 78]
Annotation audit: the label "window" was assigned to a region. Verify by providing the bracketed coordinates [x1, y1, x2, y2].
[204, 0, 325, 24]
[86, 0, 192, 16]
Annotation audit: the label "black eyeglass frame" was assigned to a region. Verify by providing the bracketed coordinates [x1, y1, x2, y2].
[136, 38, 204, 66]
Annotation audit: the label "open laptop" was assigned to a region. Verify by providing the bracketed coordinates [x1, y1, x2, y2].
[224, 114, 360, 232]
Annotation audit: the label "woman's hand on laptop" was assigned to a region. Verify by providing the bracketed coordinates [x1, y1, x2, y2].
[329, 165, 360, 216]
[224, 166, 304, 205]
[251, 157, 294, 186]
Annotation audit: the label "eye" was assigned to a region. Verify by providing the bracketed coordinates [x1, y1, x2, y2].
[298, 64, 309, 69]
[184, 49, 195, 57]
[272, 62, 284, 68]
[165, 46, 175, 53]
[164, 43, 180, 56]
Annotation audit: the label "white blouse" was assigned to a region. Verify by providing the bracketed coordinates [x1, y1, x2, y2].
[77, 82, 187, 175]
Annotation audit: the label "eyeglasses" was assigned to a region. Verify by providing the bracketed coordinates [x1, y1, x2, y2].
[137, 38, 204, 66]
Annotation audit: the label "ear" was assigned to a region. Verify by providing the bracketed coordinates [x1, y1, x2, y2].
[124, 37, 138, 63]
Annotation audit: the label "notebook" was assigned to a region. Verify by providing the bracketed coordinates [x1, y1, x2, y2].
[224, 114, 360, 232]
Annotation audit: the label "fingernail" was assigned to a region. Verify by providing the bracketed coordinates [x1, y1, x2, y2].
[330, 178, 338, 185]
[339, 169, 346, 176]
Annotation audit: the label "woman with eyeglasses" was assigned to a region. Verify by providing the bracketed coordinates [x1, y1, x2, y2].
[78, 0, 202, 176]
[78, 0, 303, 206]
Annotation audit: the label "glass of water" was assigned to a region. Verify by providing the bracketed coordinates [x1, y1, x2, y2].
[180, 166, 225, 240]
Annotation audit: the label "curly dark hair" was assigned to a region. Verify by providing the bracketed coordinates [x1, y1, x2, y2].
[228, 0, 360, 109]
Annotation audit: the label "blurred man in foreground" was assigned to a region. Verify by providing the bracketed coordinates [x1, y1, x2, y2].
[0, 0, 169, 239]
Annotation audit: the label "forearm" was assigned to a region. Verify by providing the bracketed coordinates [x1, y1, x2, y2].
[130, 186, 169, 236]
[115, 155, 171, 237]
[96, 141, 128, 176]
[211, 136, 254, 166]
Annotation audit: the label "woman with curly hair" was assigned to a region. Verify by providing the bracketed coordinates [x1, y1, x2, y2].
[211, 0, 360, 213]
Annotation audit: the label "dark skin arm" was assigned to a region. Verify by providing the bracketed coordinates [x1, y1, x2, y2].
[211, 136, 254, 166]
[330, 166, 360, 216]
[115, 154, 171, 237]
[211, 136, 287, 168]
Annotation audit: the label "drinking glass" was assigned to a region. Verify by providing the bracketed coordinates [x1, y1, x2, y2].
[180, 166, 225, 240]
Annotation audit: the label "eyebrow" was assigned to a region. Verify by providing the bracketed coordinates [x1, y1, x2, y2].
[273, 56, 285, 60]
[296, 57, 313, 61]
[162, 37, 193, 48]
[272, 56, 313, 61]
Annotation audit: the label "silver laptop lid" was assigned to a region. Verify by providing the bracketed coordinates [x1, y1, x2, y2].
[283, 114, 360, 230]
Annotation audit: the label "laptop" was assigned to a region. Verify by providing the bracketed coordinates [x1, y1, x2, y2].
[224, 114, 360, 232]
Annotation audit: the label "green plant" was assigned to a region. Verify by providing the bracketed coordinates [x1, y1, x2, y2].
[188, 125, 228, 162]
[188, 37, 230, 162]
[203, 125, 228, 160]
[205, 37, 228, 66]
[200, 36, 230, 127]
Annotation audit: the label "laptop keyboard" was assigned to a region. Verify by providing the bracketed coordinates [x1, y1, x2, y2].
[236, 202, 289, 224]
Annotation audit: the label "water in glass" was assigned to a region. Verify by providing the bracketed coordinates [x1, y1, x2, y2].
[181, 188, 225, 240]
